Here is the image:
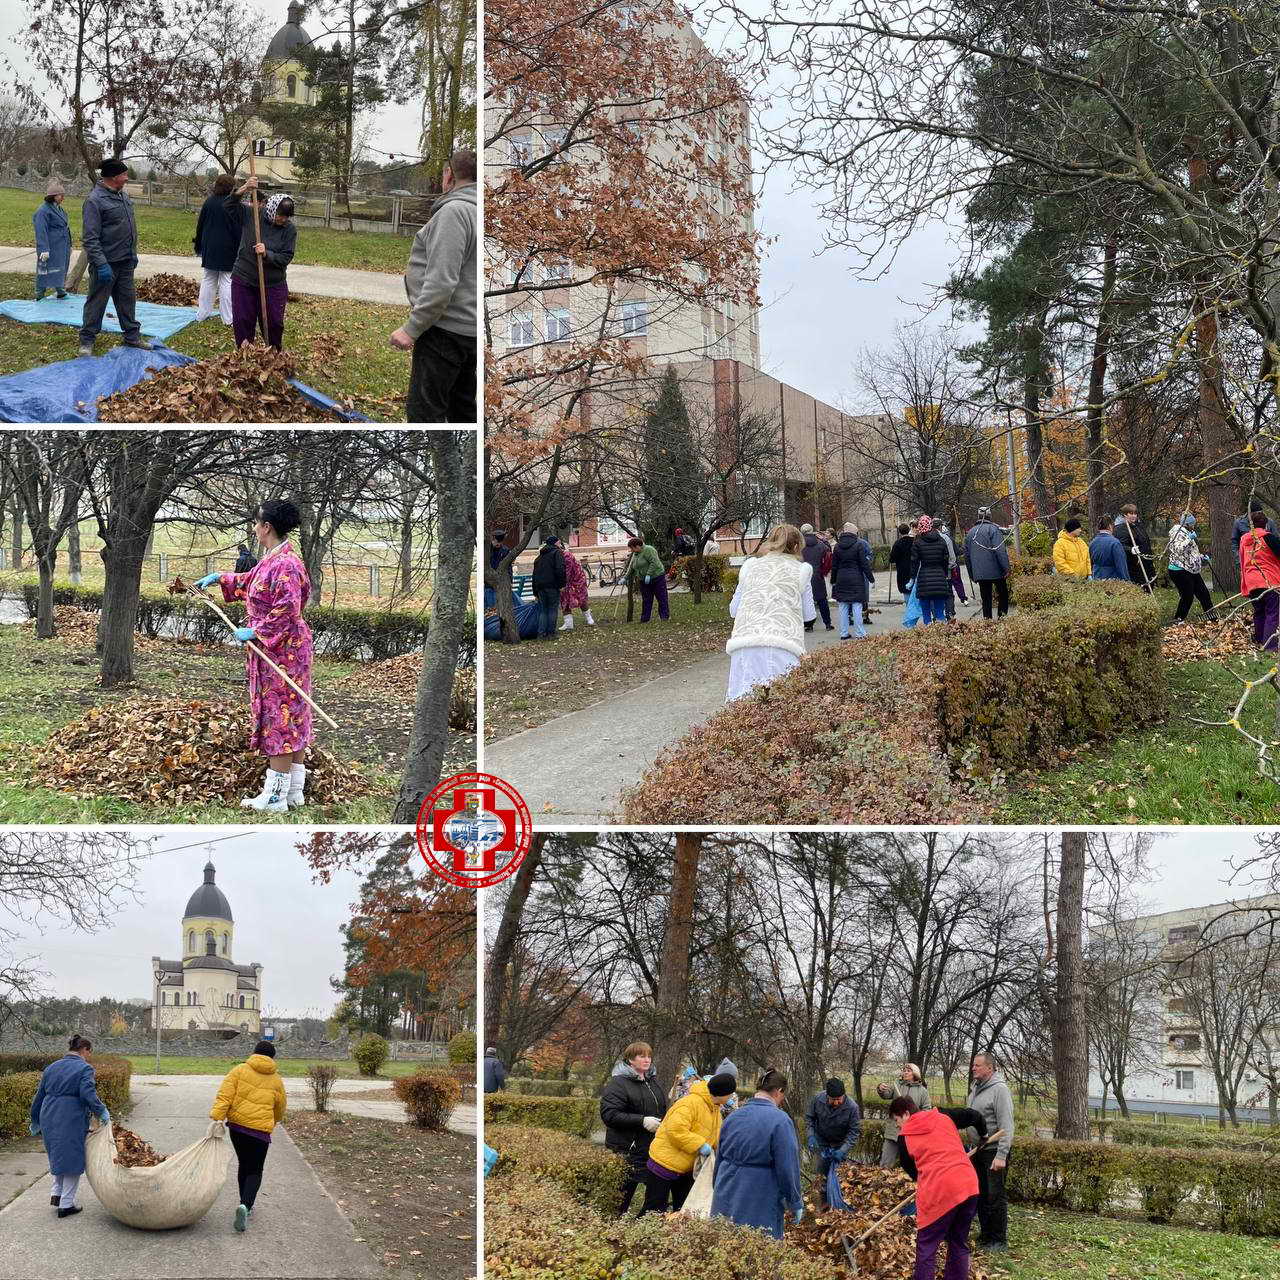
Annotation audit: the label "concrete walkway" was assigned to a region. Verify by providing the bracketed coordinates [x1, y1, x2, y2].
[0, 245, 404, 305]
[0, 1075, 382, 1280]
[485, 590, 970, 823]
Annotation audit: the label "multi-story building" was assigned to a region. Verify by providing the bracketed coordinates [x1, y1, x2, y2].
[237, 1, 315, 183]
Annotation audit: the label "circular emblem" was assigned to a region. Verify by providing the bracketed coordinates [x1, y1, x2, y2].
[416, 771, 532, 889]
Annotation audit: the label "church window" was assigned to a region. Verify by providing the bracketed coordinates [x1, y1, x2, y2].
[239, 995, 245, 1009]
[289, 142, 296, 158]
[205, 929, 216, 955]
[221, 932, 229, 956]
[255, 139, 266, 156]
[287, 74, 297, 97]
[187, 930, 195, 952]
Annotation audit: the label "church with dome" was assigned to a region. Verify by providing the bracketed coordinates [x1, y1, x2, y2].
[237, 0, 315, 183]
[151, 862, 264, 1034]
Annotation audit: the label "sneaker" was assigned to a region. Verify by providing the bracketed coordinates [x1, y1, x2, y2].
[234, 1203, 248, 1233]
[57, 1206, 83, 1218]
[56, 290, 68, 299]
[122, 336, 154, 350]
[824, 624, 835, 631]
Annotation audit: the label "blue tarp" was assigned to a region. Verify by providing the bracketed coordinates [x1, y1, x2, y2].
[0, 344, 369, 423]
[484, 589, 542, 640]
[0, 293, 200, 339]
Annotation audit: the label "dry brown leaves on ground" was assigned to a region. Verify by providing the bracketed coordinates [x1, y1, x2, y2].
[35, 606, 169, 652]
[790, 1164, 993, 1280]
[112, 1125, 167, 1168]
[337, 655, 476, 730]
[30, 696, 372, 806]
[134, 272, 200, 306]
[1160, 616, 1254, 662]
[95, 343, 349, 423]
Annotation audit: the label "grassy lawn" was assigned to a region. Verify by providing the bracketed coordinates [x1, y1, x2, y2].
[485, 586, 733, 740]
[0, 270, 411, 421]
[286, 1111, 476, 1280]
[0, 187, 410, 272]
[125, 1054, 427, 1079]
[993, 1207, 1280, 1279]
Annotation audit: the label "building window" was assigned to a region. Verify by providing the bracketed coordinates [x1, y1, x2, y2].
[509, 312, 535, 346]
[1175, 1070, 1195, 1090]
[742, 481, 779, 539]
[221, 932, 229, 956]
[187, 930, 195, 953]
[1167, 925, 1200, 943]
[289, 142, 296, 158]
[542, 128, 567, 158]
[255, 139, 266, 156]
[1170, 1034, 1201, 1051]
[510, 135, 533, 167]
[239, 995, 245, 1009]
[544, 261, 570, 283]
[546, 307, 571, 341]
[620, 301, 649, 336]
[287, 73, 297, 97]
[205, 929, 215, 955]
[614, 2, 641, 28]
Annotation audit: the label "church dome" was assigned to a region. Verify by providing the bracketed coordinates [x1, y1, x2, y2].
[266, 1, 310, 61]
[184, 861, 233, 923]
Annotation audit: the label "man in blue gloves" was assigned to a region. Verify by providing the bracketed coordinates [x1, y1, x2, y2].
[79, 158, 152, 358]
[804, 1077, 861, 1208]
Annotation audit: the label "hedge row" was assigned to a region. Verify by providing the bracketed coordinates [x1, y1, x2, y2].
[501, 1077, 582, 1098]
[0, 1053, 133, 1138]
[1009, 1136, 1280, 1236]
[488, 1123, 627, 1216]
[1108, 1120, 1280, 1153]
[483, 1092, 597, 1137]
[623, 578, 1166, 823]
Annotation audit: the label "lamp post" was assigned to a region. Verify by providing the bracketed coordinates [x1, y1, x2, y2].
[154, 964, 164, 1074]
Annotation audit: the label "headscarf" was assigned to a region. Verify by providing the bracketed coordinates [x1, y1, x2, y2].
[916, 515, 934, 534]
[1181, 513, 1197, 529]
[264, 193, 289, 221]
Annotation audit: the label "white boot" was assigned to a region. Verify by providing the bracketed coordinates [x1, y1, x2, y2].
[287, 764, 307, 809]
[240, 768, 289, 813]
[560, 614, 574, 631]
[584, 609, 595, 626]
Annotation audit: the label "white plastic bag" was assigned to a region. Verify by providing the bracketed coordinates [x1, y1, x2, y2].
[681, 1151, 716, 1219]
[84, 1118, 230, 1230]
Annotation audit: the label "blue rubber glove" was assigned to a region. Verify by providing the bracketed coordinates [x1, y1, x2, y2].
[100, 1109, 111, 1126]
[28, 1122, 40, 1136]
[194, 572, 220, 589]
[233, 626, 255, 643]
[644, 575, 651, 584]
[834, 1145, 849, 1162]
[95, 263, 113, 286]
[698, 1143, 712, 1157]
[807, 1134, 819, 1152]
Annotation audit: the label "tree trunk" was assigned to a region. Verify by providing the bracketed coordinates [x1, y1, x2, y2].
[9, 496, 21, 568]
[652, 834, 702, 1084]
[35, 551, 56, 640]
[1085, 239, 1118, 529]
[484, 834, 546, 1050]
[394, 431, 476, 822]
[98, 538, 148, 686]
[492, 557, 520, 644]
[1053, 831, 1090, 1140]
[690, 545, 703, 605]
[1116, 1089, 1129, 1119]
[1022, 323, 1055, 531]
[68, 517, 81, 582]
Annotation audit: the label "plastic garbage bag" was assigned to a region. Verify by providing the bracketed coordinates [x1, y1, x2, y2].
[483, 1143, 499, 1177]
[902, 580, 922, 628]
[825, 1159, 849, 1211]
[680, 1150, 716, 1220]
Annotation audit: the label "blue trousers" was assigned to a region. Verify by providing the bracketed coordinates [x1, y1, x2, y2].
[920, 595, 949, 624]
[838, 601, 865, 638]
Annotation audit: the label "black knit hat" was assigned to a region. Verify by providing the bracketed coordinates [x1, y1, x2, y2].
[825, 1077, 845, 1099]
[707, 1072, 736, 1099]
[253, 1040, 276, 1058]
[99, 158, 128, 178]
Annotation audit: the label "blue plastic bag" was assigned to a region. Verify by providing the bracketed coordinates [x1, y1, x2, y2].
[483, 1143, 499, 1177]
[825, 1158, 849, 1211]
[902, 579, 922, 628]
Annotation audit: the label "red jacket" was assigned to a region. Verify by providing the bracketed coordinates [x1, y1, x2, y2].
[898, 1108, 979, 1228]
[1240, 529, 1280, 596]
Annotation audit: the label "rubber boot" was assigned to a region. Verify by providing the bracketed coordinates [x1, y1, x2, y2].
[584, 609, 595, 625]
[287, 763, 307, 809]
[240, 768, 289, 813]
[560, 614, 574, 631]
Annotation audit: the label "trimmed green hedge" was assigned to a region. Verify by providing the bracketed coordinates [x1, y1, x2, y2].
[1108, 1120, 1280, 1153]
[623, 578, 1166, 824]
[484, 1092, 597, 1137]
[0, 1053, 133, 1137]
[487, 1123, 627, 1216]
[502, 1077, 580, 1098]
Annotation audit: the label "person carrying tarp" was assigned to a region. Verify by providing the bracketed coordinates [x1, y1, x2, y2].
[78, 159, 152, 358]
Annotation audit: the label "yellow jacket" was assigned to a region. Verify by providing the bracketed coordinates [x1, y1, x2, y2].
[647, 1079, 724, 1174]
[209, 1053, 287, 1133]
[1053, 532, 1091, 579]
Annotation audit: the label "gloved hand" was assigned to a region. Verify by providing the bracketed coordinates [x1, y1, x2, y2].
[95, 263, 113, 286]
[642, 1115, 661, 1133]
[698, 1143, 712, 1157]
[794, 1205, 805, 1224]
[644, 575, 651, 584]
[807, 1134, 819, 1152]
[28, 1121, 40, 1136]
[834, 1145, 849, 1162]
[100, 1109, 111, 1126]
[194, 572, 221, 588]
[39, 251, 49, 263]
[233, 626, 255, 643]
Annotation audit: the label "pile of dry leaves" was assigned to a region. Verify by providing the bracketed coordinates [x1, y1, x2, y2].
[134, 272, 199, 306]
[112, 1126, 167, 1168]
[95, 344, 349, 423]
[31, 696, 371, 806]
[338, 655, 476, 730]
[1161, 616, 1255, 662]
[790, 1164, 993, 1280]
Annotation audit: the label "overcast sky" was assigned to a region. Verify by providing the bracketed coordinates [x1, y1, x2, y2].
[6, 830, 369, 1015]
[0, 0, 424, 173]
[1135, 830, 1273, 916]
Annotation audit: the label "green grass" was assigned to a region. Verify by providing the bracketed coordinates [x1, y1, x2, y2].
[0, 186, 409, 271]
[994, 1207, 1280, 1279]
[126, 1054, 427, 1079]
[0, 269, 410, 420]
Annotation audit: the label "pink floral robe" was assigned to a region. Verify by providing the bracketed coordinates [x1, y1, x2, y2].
[561, 550, 590, 612]
[218, 542, 315, 755]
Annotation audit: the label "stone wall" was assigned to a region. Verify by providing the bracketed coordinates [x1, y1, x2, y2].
[2, 1030, 453, 1062]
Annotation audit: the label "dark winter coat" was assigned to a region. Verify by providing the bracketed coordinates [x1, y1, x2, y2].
[801, 532, 831, 594]
[234, 549, 258, 574]
[889, 535, 914, 587]
[225, 194, 297, 288]
[82, 181, 138, 268]
[599, 1062, 667, 1164]
[963, 520, 1010, 581]
[30, 1054, 108, 1177]
[531, 545, 566, 591]
[804, 1091, 861, 1150]
[33, 200, 72, 291]
[1115, 519, 1152, 560]
[710, 1097, 804, 1241]
[910, 531, 952, 599]
[829, 532, 872, 605]
[194, 192, 241, 273]
[483, 1050, 507, 1093]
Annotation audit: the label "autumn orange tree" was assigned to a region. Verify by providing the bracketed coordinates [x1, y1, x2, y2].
[484, 0, 762, 639]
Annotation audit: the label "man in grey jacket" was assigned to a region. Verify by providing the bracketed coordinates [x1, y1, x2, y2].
[78, 159, 151, 357]
[391, 149, 477, 423]
[964, 507, 1012, 619]
[967, 1052, 1015, 1251]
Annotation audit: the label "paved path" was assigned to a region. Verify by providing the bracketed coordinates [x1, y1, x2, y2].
[0, 1076, 382, 1280]
[0, 245, 404, 305]
[486, 590, 973, 822]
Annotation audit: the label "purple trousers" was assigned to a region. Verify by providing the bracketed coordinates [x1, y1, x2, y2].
[639, 573, 670, 621]
[914, 1195, 979, 1280]
[231, 277, 288, 350]
[1253, 589, 1279, 652]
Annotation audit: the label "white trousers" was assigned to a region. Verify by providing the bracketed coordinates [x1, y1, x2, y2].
[51, 1172, 80, 1208]
[197, 269, 233, 324]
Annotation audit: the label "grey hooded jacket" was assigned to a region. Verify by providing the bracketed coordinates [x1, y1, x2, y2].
[964, 520, 1010, 581]
[82, 182, 138, 268]
[404, 182, 476, 340]
[878, 1079, 932, 1141]
[966, 1072, 1015, 1159]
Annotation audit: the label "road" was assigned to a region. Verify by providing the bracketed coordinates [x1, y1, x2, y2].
[1090, 1096, 1276, 1124]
